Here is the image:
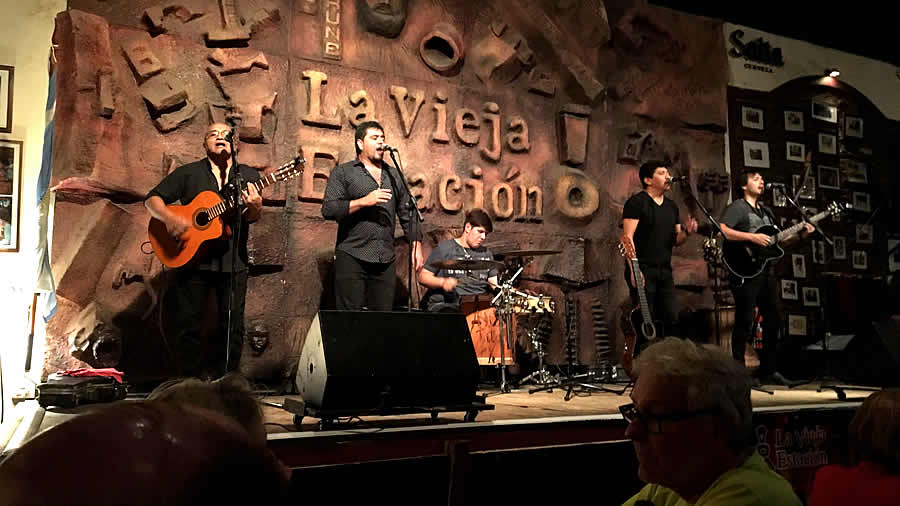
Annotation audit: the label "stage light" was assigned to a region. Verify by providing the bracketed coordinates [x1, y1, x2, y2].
[826, 68, 840, 78]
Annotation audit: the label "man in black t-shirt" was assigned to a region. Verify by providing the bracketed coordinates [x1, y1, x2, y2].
[720, 169, 813, 385]
[419, 209, 498, 312]
[622, 161, 697, 343]
[145, 122, 262, 377]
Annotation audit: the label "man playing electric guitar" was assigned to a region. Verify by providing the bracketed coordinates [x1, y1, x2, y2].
[720, 169, 813, 386]
[144, 122, 262, 378]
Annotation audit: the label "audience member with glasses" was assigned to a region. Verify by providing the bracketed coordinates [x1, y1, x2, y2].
[621, 337, 801, 506]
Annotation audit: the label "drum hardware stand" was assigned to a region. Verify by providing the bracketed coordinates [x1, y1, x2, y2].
[491, 264, 525, 393]
[517, 325, 557, 387]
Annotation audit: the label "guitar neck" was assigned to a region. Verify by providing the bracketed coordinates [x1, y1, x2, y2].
[208, 160, 298, 220]
[774, 209, 830, 242]
[631, 259, 653, 322]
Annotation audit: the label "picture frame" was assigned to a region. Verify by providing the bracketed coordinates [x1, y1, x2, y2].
[817, 165, 840, 189]
[845, 116, 863, 138]
[792, 254, 806, 278]
[833, 236, 846, 260]
[852, 191, 871, 212]
[852, 250, 868, 270]
[818, 133, 837, 155]
[792, 174, 816, 200]
[773, 187, 786, 207]
[781, 279, 799, 300]
[811, 101, 838, 123]
[841, 158, 868, 184]
[802, 286, 821, 307]
[741, 106, 764, 129]
[0, 139, 23, 251]
[788, 314, 807, 336]
[786, 142, 806, 162]
[0, 65, 13, 134]
[812, 240, 826, 264]
[856, 224, 873, 244]
[742, 140, 770, 168]
[889, 239, 900, 273]
[784, 110, 804, 132]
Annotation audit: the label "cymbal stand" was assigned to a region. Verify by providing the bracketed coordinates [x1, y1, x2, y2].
[491, 264, 525, 393]
[517, 323, 557, 387]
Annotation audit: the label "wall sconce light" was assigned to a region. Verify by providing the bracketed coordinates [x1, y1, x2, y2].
[825, 68, 840, 78]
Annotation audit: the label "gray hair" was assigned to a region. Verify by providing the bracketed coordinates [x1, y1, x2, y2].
[633, 337, 753, 449]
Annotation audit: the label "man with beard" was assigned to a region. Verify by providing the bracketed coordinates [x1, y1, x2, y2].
[322, 120, 423, 310]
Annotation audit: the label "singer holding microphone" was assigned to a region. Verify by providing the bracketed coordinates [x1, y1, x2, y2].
[322, 120, 424, 311]
[144, 122, 262, 377]
[622, 161, 697, 345]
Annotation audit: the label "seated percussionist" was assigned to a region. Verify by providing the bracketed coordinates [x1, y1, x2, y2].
[418, 209, 498, 312]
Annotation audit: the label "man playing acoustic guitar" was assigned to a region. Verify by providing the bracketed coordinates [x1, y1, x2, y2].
[720, 169, 813, 386]
[145, 122, 262, 377]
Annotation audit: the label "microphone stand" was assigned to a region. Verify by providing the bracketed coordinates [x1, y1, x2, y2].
[225, 130, 243, 375]
[388, 148, 423, 312]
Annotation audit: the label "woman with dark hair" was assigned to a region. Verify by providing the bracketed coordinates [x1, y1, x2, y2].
[808, 389, 900, 506]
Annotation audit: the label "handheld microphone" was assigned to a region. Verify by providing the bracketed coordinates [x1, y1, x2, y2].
[668, 175, 689, 183]
[381, 144, 396, 152]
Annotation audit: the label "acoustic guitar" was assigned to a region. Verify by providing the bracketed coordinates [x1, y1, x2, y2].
[148, 156, 304, 268]
[618, 235, 657, 378]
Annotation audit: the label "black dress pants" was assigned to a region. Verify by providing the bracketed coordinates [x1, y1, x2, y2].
[729, 272, 780, 375]
[334, 249, 396, 311]
[626, 264, 677, 354]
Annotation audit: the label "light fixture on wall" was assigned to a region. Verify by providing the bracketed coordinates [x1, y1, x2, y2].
[825, 68, 840, 78]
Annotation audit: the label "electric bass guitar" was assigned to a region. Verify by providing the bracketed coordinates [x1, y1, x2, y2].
[721, 201, 845, 280]
[618, 235, 657, 378]
[148, 156, 305, 268]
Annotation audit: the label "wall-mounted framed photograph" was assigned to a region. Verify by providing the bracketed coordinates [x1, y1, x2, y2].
[833, 236, 846, 260]
[811, 101, 838, 123]
[793, 174, 816, 200]
[786, 142, 805, 162]
[818, 132, 837, 155]
[852, 250, 868, 270]
[742, 140, 770, 168]
[784, 110, 804, 132]
[812, 240, 826, 264]
[773, 187, 787, 207]
[852, 191, 871, 212]
[841, 158, 868, 183]
[0, 65, 14, 134]
[818, 165, 840, 189]
[741, 106, 764, 129]
[781, 279, 798, 300]
[856, 224, 873, 244]
[792, 253, 806, 278]
[889, 239, 900, 272]
[845, 116, 863, 138]
[0, 139, 23, 251]
[788, 314, 807, 336]
[802, 286, 820, 307]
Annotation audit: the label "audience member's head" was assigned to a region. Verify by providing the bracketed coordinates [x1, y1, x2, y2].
[621, 337, 754, 499]
[0, 401, 289, 505]
[848, 388, 900, 473]
[148, 373, 265, 446]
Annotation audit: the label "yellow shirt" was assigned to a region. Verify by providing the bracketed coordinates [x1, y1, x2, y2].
[623, 451, 801, 506]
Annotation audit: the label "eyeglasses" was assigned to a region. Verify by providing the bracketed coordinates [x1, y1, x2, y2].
[206, 129, 230, 139]
[619, 403, 718, 434]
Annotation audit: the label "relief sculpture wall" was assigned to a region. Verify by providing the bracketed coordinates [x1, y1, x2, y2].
[46, 0, 730, 383]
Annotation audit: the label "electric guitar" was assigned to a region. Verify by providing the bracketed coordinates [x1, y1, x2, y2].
[618, 235, 657, 378]
[721, 201, 845, 280]
[148, 156, 305, 268]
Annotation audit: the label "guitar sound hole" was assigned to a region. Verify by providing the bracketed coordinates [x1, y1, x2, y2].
[195, 211, 210, 226]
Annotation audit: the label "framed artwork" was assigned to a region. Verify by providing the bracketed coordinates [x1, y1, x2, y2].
[788, 314, 807, 336]
[889, 239, 900, 272]
[852, 250, 868, 270]
[781, 279, 798, 300]
[841, 159, 868, 183]
[852, 191, 871, 212]
[856, 224, 873, 244]
[845, 116, 863, 138]
[786, 141, 805, 162]
[0, 139, 23, 251]
[793, 174, 816, 200]
[784, 110, 804, 132]
[811, 101, 838, 123]
[0, 65, 13, 134]
[812, 240, 826, 264]
[818, 133, 837, 155]
[833, 236, 846, 260]
[818, 165, 840, 189]
[792, 254, 806, 278]
[743, 140, 770, 168]
[802, 286, 821, 307]
[773, 187, 787, 207]
[741, 106, 764, 129]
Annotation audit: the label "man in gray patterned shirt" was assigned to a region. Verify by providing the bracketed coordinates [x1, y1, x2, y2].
[322, 121, 423, 311]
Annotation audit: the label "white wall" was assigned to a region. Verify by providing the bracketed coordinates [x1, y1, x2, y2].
[0, 0, 67, 421]
[725, 22, 900, 121]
